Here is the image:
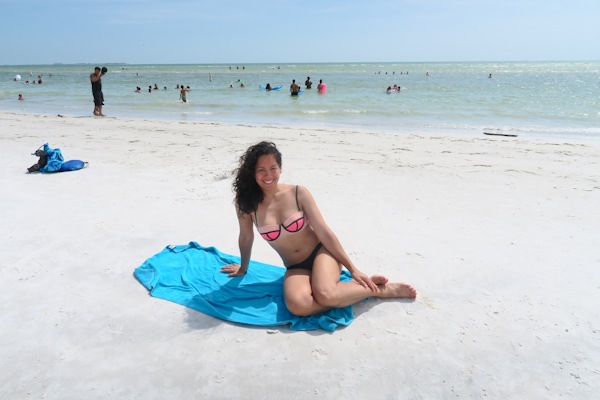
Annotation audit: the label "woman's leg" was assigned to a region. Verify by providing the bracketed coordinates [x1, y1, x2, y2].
[311, 249, 416, 309]
[283, 248, 417, 316]
[283, 269, 330, 316]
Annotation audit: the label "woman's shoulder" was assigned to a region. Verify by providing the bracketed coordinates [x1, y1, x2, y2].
[293, 184, 315, 204]
[279, 183, 310, 193]
[274, 183, 310, 200]
[276, 183, 298, 196]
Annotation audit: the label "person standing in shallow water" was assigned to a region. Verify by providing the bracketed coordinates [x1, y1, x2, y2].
[90, 67, 106, 116]
[221, 141, 416, 317]
[317, 79, 326, 93]
[290, 79, 300, 96]
[180, 84, 188, 102]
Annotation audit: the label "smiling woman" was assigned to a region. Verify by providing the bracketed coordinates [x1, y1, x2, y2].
[221, 141, 416, 317]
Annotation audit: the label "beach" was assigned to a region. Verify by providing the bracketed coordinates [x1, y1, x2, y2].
[1, 112, 599, 399]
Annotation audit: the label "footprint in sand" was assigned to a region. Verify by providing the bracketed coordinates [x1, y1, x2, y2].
[311, 347, 328, 362]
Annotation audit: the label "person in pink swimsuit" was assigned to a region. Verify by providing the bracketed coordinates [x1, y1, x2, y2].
[221, 141, 416, 316]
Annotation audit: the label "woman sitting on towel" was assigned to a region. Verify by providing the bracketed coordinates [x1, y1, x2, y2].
[221, 141, 416, 316]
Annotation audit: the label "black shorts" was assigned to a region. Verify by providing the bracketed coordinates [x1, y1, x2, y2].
[286, 243, 323, 271]
[93, 91, 104, 106]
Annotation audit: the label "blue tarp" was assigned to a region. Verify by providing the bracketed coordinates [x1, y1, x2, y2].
[134, 242, 355, 331]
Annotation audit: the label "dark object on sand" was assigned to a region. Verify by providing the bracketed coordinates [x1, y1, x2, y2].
[27, 148, 48, 173]
[483, 131, 518, 137]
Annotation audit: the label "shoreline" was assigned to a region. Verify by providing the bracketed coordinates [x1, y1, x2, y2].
[1, 112, 599, 398]
[3, 110, 600, 144]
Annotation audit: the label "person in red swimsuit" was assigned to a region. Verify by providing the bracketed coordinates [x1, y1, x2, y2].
[221, 141, 416, 316]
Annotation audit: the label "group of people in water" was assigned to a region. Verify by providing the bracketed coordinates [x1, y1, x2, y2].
[86, 67, 501, 116]
[386, 84, 402, 93]
[264, 77, 327, 95]
[14, 74, 44, 102]
[14, 74, 43, 84]
[126, 75, 327, 104]
[133, 83, 192, 102]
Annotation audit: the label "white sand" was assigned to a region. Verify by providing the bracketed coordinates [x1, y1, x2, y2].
[1, 112, 599, 399]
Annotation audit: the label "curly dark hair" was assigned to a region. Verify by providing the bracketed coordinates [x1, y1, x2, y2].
[233, 141, 282, 216]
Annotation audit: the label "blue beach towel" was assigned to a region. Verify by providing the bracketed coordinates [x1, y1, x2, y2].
[134, 242, 355, 331]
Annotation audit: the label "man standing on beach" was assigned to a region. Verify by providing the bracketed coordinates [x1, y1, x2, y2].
[90, 66, 106, 117]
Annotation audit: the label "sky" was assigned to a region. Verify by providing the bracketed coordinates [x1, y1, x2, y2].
[1, 0, 599, 65]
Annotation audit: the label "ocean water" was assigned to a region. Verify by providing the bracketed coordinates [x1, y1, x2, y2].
[1, 61, 599, 139]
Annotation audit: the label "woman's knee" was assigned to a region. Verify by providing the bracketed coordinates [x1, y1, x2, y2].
[285, 293, 314, 316]
[312, 286, 338, 308]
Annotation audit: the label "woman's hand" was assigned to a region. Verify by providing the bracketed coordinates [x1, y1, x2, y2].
[220, 263, 247, 277]
[352, 270, 379, 292]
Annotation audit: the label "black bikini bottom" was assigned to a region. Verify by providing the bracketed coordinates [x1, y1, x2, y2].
[286, 243, 323, 271]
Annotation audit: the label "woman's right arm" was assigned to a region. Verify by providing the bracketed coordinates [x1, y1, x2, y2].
[237, 211, 254, 273]
[221, 208, 254, 277]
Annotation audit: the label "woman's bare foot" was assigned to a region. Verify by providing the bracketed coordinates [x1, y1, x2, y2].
[377, 282, 417, 299]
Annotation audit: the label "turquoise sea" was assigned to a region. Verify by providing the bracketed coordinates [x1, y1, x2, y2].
[1, 62, 599, 139]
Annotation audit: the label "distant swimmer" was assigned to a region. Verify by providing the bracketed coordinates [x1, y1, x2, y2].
[305, 76, 312, 89]
[290, 79, 299, 96]
[317, 79, 326, 93]
[18, 94, 24, 101]
[265, 83, 272, 91]
[488, 73, 493, 79]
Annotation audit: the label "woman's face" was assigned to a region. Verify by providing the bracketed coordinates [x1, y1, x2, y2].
[255, 154, 281, 191]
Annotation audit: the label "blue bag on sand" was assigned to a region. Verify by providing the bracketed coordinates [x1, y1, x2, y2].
[59, 160, 86, 171]
[134, 242, 356, 331]
[39, 143, 64, 172]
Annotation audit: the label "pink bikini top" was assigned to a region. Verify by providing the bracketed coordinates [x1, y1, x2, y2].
[255, 186, 307, 242]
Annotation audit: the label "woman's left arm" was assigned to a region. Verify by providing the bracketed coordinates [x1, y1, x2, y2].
[298, 186, 378, 292]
